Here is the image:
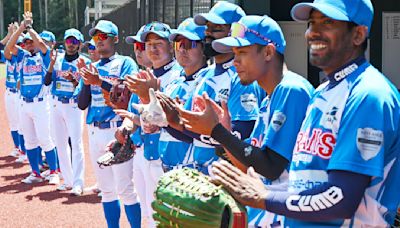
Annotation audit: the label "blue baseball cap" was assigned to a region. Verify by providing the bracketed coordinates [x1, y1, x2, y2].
[64, 28, 84, 42]
[212, 15, 286, 54]
[89, 20, 118, 36]
[140, 21, 172, 42]
[194, 1, 245, 25]
[40, 30, 56, 42]
[169, 18, 206, 41]
[125, 25, 146, 44]
[291, 0, 374, 33]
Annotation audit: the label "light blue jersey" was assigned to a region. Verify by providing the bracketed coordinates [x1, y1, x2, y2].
[1, 51, 21, 89]
[245, 71, 315, 227]
[51, 53, 91, 99]
[286, 58, 400, 227]
[190, 59, 264, 168]
[138, 60, 182, 161]
[18, 48, 50, 99]
[158, 67, 208, 166]
[83, 54, 138, 124]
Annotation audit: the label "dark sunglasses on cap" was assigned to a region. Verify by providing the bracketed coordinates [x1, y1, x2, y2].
[93, 32, 115, 42]
[134, 42, 145, 51]
[174, 39, 198, 51]
[88, 45, 96, 50]
[65, 37, 80, 45]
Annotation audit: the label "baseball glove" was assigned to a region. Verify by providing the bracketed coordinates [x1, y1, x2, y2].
[152, 168, 248, 228]
[97, 129, 135, 168]
[109, 79, 132, 110]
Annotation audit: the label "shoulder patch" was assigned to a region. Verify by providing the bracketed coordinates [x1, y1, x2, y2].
[271, 111, 286, 132]
[356, 128, 383, 161]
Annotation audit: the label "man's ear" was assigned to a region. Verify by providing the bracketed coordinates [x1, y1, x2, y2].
[353, 25, 368, 47]
[114, 36, 119, 44]
[263, 44, 276, 62]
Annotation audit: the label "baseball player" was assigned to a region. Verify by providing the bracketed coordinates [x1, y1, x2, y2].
[5, 12, 59, 184]
[156, 17, 209, 172]
[125, 25, 152, 69]
[85, 39, 100, 62]
[211, 0, 400, 227]
[1, 23, 25, 159]
[176, 2, 264, 175]
[40, 30, 56, 49]
[123, 21, 182, 228]
[179, 15, 315, 227]
[77, 20, 141, 227]
[45, 28, 89, 195]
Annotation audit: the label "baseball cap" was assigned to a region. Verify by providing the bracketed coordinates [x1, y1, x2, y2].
[169, 18, 206, 41]
[194, 1, 245, 25]
[17, 35, 24, 44]
[23, 33, 33, 42]
[64, 28, 84, 42]
[291, 0, 374, 33]
[125, 25, 146, 44]
[212, 15, 286, 54]
[140, 21, 172, 42]
[40, 30, 56, 42]
[89, 20, 118, 37]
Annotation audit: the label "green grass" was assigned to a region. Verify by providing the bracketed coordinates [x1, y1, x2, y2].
[0, 63, 5, 78]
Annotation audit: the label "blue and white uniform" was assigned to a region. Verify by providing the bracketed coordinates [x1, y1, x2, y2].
[17, 45, 59, 177]
[284, 58, 400, 227]
[159, 67, 208, 170]
[49, 52, 90, 190]
[190, 59, 264, 173]
[1, 50, 23, 153]
[246, 71, 314, 228]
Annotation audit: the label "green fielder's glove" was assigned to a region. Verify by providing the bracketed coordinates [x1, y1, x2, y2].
[152, 168, 248, 228]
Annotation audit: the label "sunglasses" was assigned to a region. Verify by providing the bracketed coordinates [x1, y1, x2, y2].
[143, 22, 170, 33]
[230, 22, 280, 48]
[65, 37, 80, 45]
[93, 33, 115, 42]
[174, 39, 198, 51]
[134, 42, 145, 51]
[88, 44, 96, 50]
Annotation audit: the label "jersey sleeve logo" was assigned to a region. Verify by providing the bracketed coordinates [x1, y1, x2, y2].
[357, 128, 383, 161]
[240, 93, 257, 113]
[271, 111, 286, 132]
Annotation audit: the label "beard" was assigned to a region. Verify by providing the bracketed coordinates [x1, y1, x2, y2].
[203, 36, 223, 58]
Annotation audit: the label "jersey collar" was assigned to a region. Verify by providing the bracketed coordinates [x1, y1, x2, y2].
[327, 56, 367, 85]
[215, 58, 234, 75]
[99, 54, 117, 66]
[153, 59, 175, 77]
[181, 64, 208, 82]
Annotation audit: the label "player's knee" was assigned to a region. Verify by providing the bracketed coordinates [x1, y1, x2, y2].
[101, 191, 118, 203]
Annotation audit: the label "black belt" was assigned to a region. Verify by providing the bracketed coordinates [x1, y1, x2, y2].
[22, 97, 44, 103]
[93, 120, 123, 129]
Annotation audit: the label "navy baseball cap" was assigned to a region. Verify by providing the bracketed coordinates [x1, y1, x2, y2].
[194, 1, 245, 25]
[125, 25, 146, 44]
[64, 28, 84, 42]
[140, 21, 172, 42]
[291, 0, 374, 33]
[169, 18, 206, 41]
[40, 30, 56, 42]
[89, 20, 118, 36]
[213, 15, 286, 54]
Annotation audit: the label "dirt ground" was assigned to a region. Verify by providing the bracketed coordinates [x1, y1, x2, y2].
[0, 77, 130, 227]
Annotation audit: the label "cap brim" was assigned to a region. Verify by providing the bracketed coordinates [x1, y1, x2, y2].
[291, 3, 350, 22]
[194, 13, 226, 25]
[64, 35, 82, 42]
[212, 37, 251, 53]
[125, 35, 141, 44]
[169, 31, 201, 42]
[140, 31, 169, 42]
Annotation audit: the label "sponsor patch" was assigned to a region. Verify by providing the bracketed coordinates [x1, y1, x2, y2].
[357, 128, 383, 160]
[271, 111, 286, 132]
[240, 93, 257, 112]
